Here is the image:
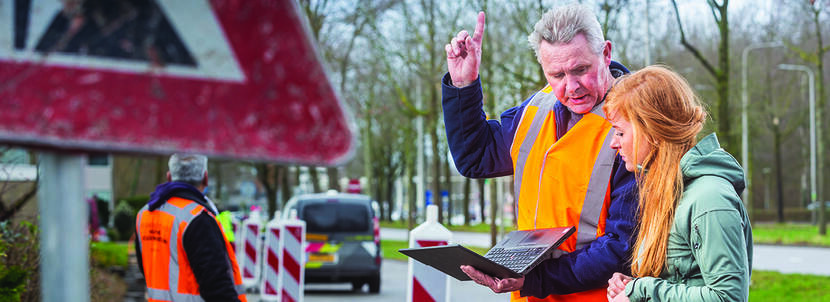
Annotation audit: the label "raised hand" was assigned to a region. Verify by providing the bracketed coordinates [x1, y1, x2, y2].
[445, 12, 485, 88]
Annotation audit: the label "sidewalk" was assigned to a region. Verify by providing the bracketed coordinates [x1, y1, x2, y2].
[381, 227, 830, 276]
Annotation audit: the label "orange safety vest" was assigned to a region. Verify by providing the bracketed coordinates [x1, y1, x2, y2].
[509, 86, 616, 302]
[136, 197, 247, 302]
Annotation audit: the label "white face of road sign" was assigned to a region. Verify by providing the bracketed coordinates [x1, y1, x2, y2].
[0, 0, 245, 83]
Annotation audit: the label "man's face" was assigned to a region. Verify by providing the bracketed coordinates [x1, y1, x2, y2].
[538, 34, 612, 114]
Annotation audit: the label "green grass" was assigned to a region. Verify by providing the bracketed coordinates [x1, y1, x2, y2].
[750, 270, 830, 301]
[752, 223, 830, 247]
[90, 241, 129, 268]
[381, 239, 488, 262]
[380, 220, 516, 233]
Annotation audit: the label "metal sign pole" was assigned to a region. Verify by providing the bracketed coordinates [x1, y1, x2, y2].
[38, 152, 89, 302]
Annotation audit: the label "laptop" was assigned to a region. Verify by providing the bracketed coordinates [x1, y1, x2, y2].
[399, 226, 575, 281]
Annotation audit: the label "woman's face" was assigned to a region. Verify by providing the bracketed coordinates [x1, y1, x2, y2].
[609, 114, 652, 172]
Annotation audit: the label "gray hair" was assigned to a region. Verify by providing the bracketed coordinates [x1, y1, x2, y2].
[168, 153, 207, 185]
[528, 4, 605, 62]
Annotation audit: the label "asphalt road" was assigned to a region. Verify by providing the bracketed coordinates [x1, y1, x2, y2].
[247, 258, 504, 302]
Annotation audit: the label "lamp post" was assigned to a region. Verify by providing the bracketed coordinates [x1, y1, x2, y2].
[778, 64, 817, 226]
[741, 42, 783, 210]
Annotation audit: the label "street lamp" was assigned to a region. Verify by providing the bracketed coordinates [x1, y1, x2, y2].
[777, 64, 817, 221]
[741, 42, 783, 208]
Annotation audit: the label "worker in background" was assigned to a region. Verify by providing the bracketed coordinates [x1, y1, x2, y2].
[135, 153, 247, 301]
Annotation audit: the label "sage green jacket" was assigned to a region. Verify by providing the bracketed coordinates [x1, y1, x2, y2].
[625, 133, 753, 302]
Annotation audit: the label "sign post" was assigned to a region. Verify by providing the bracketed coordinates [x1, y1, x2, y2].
[38, 152, 89, 301]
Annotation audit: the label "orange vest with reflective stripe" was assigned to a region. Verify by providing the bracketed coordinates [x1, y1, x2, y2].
[136, 197, 247, 302]
[509, 86, 615, 302]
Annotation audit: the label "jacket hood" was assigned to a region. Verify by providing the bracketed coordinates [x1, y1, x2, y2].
[680, 133, 745, 195]
[147, 181, 208, 211]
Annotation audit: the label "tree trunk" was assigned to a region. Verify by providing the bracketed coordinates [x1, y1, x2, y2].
[463, 177, 471, 226]
[309, 166, 321, 193]
[280, 165, 293, 206]
[444, 157, 453, 226]
[386, 174, 395, 222]
[129, 158, 143, 196]
[478, 179, 486, 224]
[256, 164, 277, 217]
[490, 179, 498, 247]
[812, 6, 826, 236]
[408, 162, 418, 230]
[327, 167, 341, 192]
[431, 129, 442, 224]
[774, 120, 784, 223]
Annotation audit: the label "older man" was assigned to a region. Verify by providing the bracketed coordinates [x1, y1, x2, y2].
[135, 153, 246, 302]
[443, 4, 638, 301]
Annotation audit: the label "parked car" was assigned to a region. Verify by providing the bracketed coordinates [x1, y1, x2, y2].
[282, 191, 381, 293]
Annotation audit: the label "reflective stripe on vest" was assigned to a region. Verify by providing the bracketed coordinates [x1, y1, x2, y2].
[137, 197, 247, 302]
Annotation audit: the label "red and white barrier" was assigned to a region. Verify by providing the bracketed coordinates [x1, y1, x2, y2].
[260, 213, 282, 301]
[231, 216, 241, 255]
[241, 210, 263, 287]
[407, 205, 452, 302]
[279, 210, 306, 302]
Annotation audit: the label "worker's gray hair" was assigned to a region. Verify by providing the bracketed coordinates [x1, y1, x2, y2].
[169, 153, 207, 186]
[528, 4, 605, 62]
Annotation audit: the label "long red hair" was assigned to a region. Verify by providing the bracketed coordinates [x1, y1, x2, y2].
[603, 65, 707, 277]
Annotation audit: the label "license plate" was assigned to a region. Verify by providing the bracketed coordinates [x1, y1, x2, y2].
[308, 253, 336, 263]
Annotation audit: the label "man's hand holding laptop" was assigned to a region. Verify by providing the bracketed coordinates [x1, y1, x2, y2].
[460, 265, 524, 293]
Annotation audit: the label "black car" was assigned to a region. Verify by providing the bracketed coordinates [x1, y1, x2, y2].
[283, 192, 381, 293]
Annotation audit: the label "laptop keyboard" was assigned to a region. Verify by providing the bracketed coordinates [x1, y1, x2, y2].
[485, 247, 546, 272]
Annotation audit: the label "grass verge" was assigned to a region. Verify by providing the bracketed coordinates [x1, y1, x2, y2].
[752, 223, 830, 247]
[381, 239, 488, 262]
[380, 220, 516, 233]
[750, 270, 830, 301]
[90, 241, 129, 268]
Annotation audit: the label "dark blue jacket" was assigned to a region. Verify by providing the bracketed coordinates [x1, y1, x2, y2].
[441, 62, 639, 296]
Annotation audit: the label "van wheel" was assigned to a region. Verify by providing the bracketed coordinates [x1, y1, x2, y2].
[368, 275, 381, 293]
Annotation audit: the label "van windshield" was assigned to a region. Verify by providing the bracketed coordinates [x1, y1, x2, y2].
[303, 201, 370, 233]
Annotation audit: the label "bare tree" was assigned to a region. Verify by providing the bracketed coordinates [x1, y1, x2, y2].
[784, 0, 828, 234]
[670, 0, 736, 154]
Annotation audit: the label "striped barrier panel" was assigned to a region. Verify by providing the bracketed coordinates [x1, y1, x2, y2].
[406, 205, 451, 302]
[241, 217, 263, 287]
[279, 217, 306, 302]
[259, 218, 281, 301]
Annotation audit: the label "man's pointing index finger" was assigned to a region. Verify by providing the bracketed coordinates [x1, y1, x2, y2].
[472, 11, 485, 44]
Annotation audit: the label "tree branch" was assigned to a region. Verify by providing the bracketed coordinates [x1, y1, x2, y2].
[0, 172, 39, 222]
[671, 0, 718, 77]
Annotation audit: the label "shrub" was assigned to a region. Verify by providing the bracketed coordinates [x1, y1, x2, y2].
[112, 202, 136, 242]
[106, 228, 120, 242]
[0, 219, 40, 302]
[118, 196, 149, 213]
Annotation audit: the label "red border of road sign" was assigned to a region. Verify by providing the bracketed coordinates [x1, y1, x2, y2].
[0, 0, 354, 165]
